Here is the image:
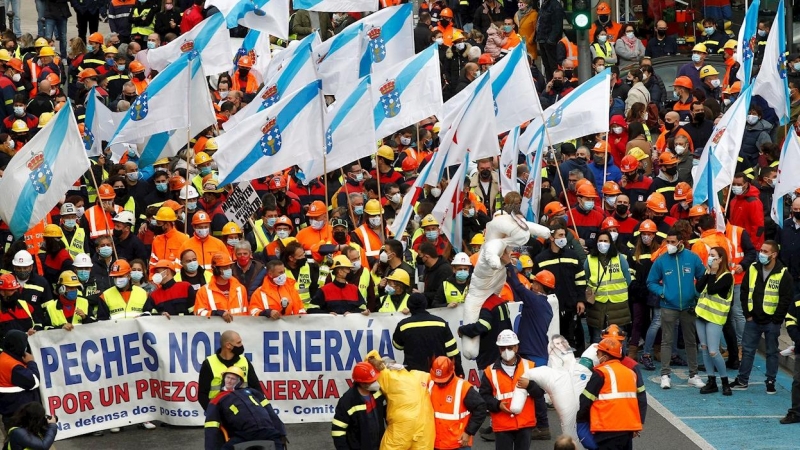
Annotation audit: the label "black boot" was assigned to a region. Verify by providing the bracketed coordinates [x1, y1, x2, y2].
[721, 377, 732, 396]
[700, 376, 718, 394]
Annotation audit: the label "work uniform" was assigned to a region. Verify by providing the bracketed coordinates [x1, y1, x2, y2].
[179, 235, 229, 270]
[478, 357, 541, 447]
[82, 204, 123, 239]
[352, 224, 384, 261]
[194, 277, 248, 317]
[392, 310, 462, 375]
[311, 280, 367, 315]
[42, 296, 95, 329]
[204, 387, 286, 450]
[428, 376, 487, 450]
[0, 342, 40, 421]
[458, 294, 511, 370]
[378, 293, 409, 313]
[0, 300, 41, 339]
[60, 227, 87, 259]
[249, 277, 306, 317]
[198, 351, 260, 410]
[432, 277, 468, 307]
[97, 285, 149, 320]
[143, 279, 196, 315]
[331, 385, 387, 450]
[585, 254, 632, 331]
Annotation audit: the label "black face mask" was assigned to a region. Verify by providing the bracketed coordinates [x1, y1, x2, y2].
[563, 70, 573, 79]
[333, 231, 347, 244]
[439, 19, 450, 27]
[114, 187, 127, 197]
[293, 257, 306, 267]
[274, 191, 286, 201]
[598, 14, 609, 22]
[657, 29, 666, 38]
[652, 215, 665, 224]
[615, 204, 629, 216]
[693, 113, 705, 123]
[479, 169, 491, 180]
[123, 94, 137, 102]
[624, 78, 633, 85]
[134, 73, 146, 81]
[231, 345, 245, 356]
[664, 121, 676, 131]
[552, 80, 563, 90]
[625, 172, 638, 181]
[794, 211, 800, 220]
[593, 155, 605, 165]
[664, 166, 678, 176]
[113, 228, 124, 239]
[238, 68, 249, 78]
[150, 225, 164, 235]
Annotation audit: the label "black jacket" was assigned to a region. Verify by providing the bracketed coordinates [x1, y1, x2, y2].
[392, 310, 463, 377]
[741, 260, 794, 324]
[422, 257, 453, 307]
[534, 246, 587, 309]
[0, 331, 40, 416]
[414, 22, 432, 54]
[535, 0, 564, 44]
[154, 9, 182, 38]
[197, 349, 261, 410]
[778, 219, 800, 280]
[458, 295, 511, 370]
[332, 386, 387, 450]
[645, 34, 678, 58]
[204, 387, 285, 450]
[114, 232, 149, 264]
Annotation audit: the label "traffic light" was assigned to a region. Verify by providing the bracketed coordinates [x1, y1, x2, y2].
[572, 0, 590, 30]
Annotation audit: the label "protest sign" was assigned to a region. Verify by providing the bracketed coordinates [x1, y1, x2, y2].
[221, 182, 262, 227]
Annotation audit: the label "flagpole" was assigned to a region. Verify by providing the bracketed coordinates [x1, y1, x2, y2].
[537, 117, 581, 236]
[184, 56, 193, 235]
[374, 152, 386, 242]
[340, 168, 358, 227]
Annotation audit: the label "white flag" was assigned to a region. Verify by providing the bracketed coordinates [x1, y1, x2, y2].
[82, 87, 123, 157]
[752, 0, 790, 125]
[520, 125, 546, 222]
[205, 0, 289, 39]
[771, 134, 800, 226]
[294, 0, 377, 12]
[431, 161, 466, 251]
[148, 13, 233, 75]
[357, 4, 414, 77]
[232, 29, 272, 84]
[215, 81, 325, 186]
[499, 127, 521, 195]
[314, 23, 363, 95]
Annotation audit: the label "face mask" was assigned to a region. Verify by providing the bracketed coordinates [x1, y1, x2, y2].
[455, 42, 466, 51]
[704, 27, 715, 35]
[440, 19, 450, 27]
[115, 277, 129, 289]
[354, 172, 364, 182]
[552, 80, 564, 90]
[105, 58, 115, 66]
[731, 185, 744, 195]
[385, 285, 396, 295]
[7, 139, 13, 148]
[274, 229, 290, 240]
[464, 208, 475, 218]
[503, 25, 513, 33]
[707, 256, 716, 266]
[615, 204, 629, 216]
[369, 217, 382, 228]
[758, 253, 771, 265]
[675, 145, 686, 155]
[352, 260, 362, 270]
[595, 66, 605, 74]
[126, 172, 138, 182]
[610, 231, 619, 242]
[182, 200, 196, 212]
[794, 63, 800, 71]
[431, 187, 442, 198]
[231, 344, 244, 356]
[155, 181, 168, 193]
[87, 44, 95, 52]
[310, 219, 325, 230]
[260, 217, 275, 228]
[76, 269, 90, 282]
[692, 53, 702, 63]
[598, 35, 607, 43]
[554, 237, 567, 248]
[13, 106, 23, 117]
[219, 90, 229, 98]
[64, 290, 78, 301]
[390, 193, 401, 203]
[581, 200, 595, 211]
[379, 251, 389, 263]
[426, 230, 439, 241]
[746, 115, 759, 125]
[455, 269, 469, 282]
[564, 69, 573, 79]
[366, 381, 381, 392]
[98, 246, 113, 258]
[62, 218, 77, 230]
[130, 270, 144, 282]
[626, 32, 635, 39]
[273, 273, 287, 286]
[147, 41, 157, 50]
[400, 137, 411, 146]
[757, 29, 766, 37]
[221, 268, 233, 280]
[612, 126, 623, 134]
[474, 70, 481, 77]
[184, 261, 199, 273]
[794, 211, 800, 220]
[480, 169, 492, 180]
[199, 166, 212, 176]
[667, 244, 678, 254]
[605, 195, 617, 207]
[598, 14, 609, 22]
[227, 238, 239, 247]
[597, 242, 611, 254]
[195, 228, 210, 238]
[723, 98, 732, 107]
[641, 234, 654, 245]
[165, 3, 173, 8]
[353, 205, 364, 216]
[710, 79, 721, 88]
[435, 37, 444, 45]
[518, 1, 526, 8]
[501, 349, 516, 361]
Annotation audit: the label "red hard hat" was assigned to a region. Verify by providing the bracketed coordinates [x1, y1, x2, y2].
[620, 155, 639, 173]
[533, 270, 556, 289]
[430, 356, 455, 383]
[597, 337, 622, 358]
[352, 362, 379, 383]
[478, 53, 494, 65]
[269, 176, 285, 190]
[0, 273, 20, 290]
[401, 157, 418, 172]
[7, 58, 23, 73]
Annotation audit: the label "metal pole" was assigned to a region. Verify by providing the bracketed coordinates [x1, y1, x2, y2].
[577, 29, 592, 83]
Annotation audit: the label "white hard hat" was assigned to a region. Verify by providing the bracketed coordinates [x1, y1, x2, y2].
[451, 252, 472, 266]
[12, 250, 33, 267]
[73, 253, 93, 268]
[112, 210, 135, 226]
[181, 185, 199, 200]
[496, 329, 520, 346]
[60, 203, 77, 216]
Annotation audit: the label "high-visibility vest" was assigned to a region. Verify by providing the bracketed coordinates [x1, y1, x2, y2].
[356, 268, 372, 301]
[0, 352, 33, 394]
[355, 225, 383, 258]
[44, 297, 90, 327]
[231, 73, 259, 94]
[725, 223, 746, 285]
[483, 359, 535, 432]
[86, 204, 124, 239]
[442, 280, 466, 304]
[60, 227, 86, 259]
[592, 41, 614, 66]
[26, 59, 39, 96]
[132, 77, 149, 94]
[587, 255, 627, 303]
[286, 263, 314, 308]
[206, 354, 249, 401]
[696, 272, 733, 325]
[589, 359, 642, 433]
[560, 37, 578, 67]
[379, 293, 409, 312]
[102, 286, 148, 319]
[202, 282, 247, 315]
[252, 219, 274, 253]
[747, 265, 785, 315]
[131, 7, 154, 35]
[428, 377, 473, 449]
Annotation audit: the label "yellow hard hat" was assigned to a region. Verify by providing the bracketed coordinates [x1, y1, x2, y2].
[692, 43, 708, 53]
[386, 270, 410, 287]
[38, 112, 54, 128]
[11, 120, 29, 133]
[519, 254, 533, 269]
[34, 37, 48, 48]
[205, 138, 218, 151]
[222, 365, 245, 380]
[194, 152, 212, 165]
[222, 222, 242, 236]
[452, 29, 465, 42]
[154, 157, 170, 165]
[331, 255, 354, 269]
[154, 206, 177, 222]
[432, 122, 441, 133]
[420, 214, 439, 228]
[627, 147, 648, 161]
[699, 65, 719, 78]
[58, 270, 83, 287]
[724, 39, 737, 50]
[376, 145, 394, 160]
[38, 46, 56, 57]
[0, 49, 10, 62]
[104, 45, 118, 55]
[364, 199, 383, 215]
[43, 224, 63, 238]
[470, 233, 484, 245]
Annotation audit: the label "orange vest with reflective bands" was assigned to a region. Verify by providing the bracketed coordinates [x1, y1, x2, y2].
[561, 37, 578, 67]
[0, 352, 28, 393]
[86, 204, 124, 238]
[355, 224, 383, 258]
[429, 377, 473, 449]
[231, 73, 259, 94]
[483, 359, 536, 432]
[726, 223, 746, 285]
[132, 77, 149, 94]
[589, 359, 642, 433]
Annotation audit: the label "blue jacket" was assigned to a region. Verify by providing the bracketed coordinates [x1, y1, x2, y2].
[646, 248, 705, 311]
[556, 158, 595, 195]
[588, 158, 622, 194]
[507, 265, 553, 364]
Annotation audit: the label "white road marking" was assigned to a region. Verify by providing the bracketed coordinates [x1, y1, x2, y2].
[647, 394, 716, 450]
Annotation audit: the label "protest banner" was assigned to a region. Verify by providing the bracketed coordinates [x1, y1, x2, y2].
[221, 182, 262, 227]
[30, 304, 525, 439]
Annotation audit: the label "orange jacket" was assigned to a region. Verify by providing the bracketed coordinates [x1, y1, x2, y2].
[429, 377, 474, 449]
[690, 229, 733, 266]
[654, 127, 693, 153]
[194, 276, 248, 317]
[132, 77, 149, 94]
[726, 223, 746, 285]
[501, 32, 521, 50]
[353, 224, 384, 258]
[231, 73, 259, 94]
[297, 224, 334, 262]
[179, 235, 229, 270]
[85, 204, 123, 239]
[249, 276, 306, 316]
[483, 359, 536, 432]
[436, 23, 455, 46]
[589, 359, 642, 433]
[149, 227, 189, 272]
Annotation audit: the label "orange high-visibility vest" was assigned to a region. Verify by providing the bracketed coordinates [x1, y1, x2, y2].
[589, 359, 642, 433]
[483, 359, 536, 432]
[429, 377, 473, 449]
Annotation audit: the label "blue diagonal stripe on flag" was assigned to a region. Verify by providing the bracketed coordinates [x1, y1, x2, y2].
[328, 76, 370, 137]
[491, 44, 522, 98]
[85, 87, 96, 132]
[359, 3, 412, 76]
[373, 45, 435, 129]
[252, 37, 314, 115]
[220, 81, 321, 185]
[324, 23, 361, 61]
[191, 12, 226, 53]
[224, 0, 258, 28]
[138, 131, 174, 168]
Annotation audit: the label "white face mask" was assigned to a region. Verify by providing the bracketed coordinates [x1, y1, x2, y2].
[369, 217, 382, 228]
[390, 193, 401, 203]
[115, 277, 129, 289]
[612, 126, 623, 134]
[642, 112, 648, 121]
[554, 237, 567, 248]
[273, 273, 287, 286]
[710, 79, 721, 88]
[610, 231, 619, 242]
[626, 32, 635, 39]
[731, 185, 744, 195]
[352, 260, 362, 270]
[195, 228, 210, 238]
[379, 251, 389, 263]
[501, 349, 516, 361]
[605, 195, 617, 206]
[675, 144, 686, 155]
[667, 244, 678, 254]
[11, 73, 20, 82]
[276, 229, 290, 239]
[400, 137, 411, 146]
[151, 272, 164, 285]
[435, 37, 444, 45]
[641, 234, 654, 245]
[455, 42, 466, 51]
[430, 187, 442, 198]
[597, 242, 611, 254]
[366, 381, 381, 392]
[221, 268, 233, 279]
[746, 115, 759, 125]
[310, 219, 325, 230]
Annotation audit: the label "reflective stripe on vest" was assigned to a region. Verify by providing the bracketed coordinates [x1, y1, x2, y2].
[0, 352, 38, 393]
[60, 227, 86, 259]
[204, 284, 246, 314]
[696, 273, 733, 325]
[44, 297, 90, 327]
[207, 354, 249, 400]
[131, 8, 154, 35]
[357, 269, 371, 300]
[489, 359, 533, 401]
[561, 37, 578, 66]
[592, 42, 614, 65]
[747, 266, 785, 315]
[356, 226, 381, 257]
[587, 256, 627, 302]
[726, 224, 745, 285]
[429, 378, 471, 420]
[379, 293, 409, 312]
[286, 264, 312, 304]
[442, 280, 466, 304]
[103, 286, 148, 319]
[589, 360, 642, 433]
[87, 204, 123, 238]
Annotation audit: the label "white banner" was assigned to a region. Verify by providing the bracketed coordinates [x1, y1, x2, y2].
[30, 305, 524, 440]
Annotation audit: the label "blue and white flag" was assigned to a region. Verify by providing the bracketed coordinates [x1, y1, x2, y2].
[388, 151, 438, 237]
[111, 52, 213, 145]
[735, 0, 760, 88]
[83, 87, 122, 157]
[752, 0, 790, 125]
[294, 0, 376, 12]
[148, 13, 233, 75]
[224, 33, 318, 131]
[520, 126, 546, 222]
[371, 44, 442, 139]
[431, 159, 466, 251]
[0, 101, 89, 238]
[693, 85, 753, 206]
[518, 69, 610, 154]
[205, 0, 288, 38]
[314, 23, 363, 95]
[499, 127, 521, 195]
[299, 76, 375, 182]
[215, 81, 325, 186]
[232, 29, 272, 83]
[772, 133, 800, 226]
[358, 4, 414, 77]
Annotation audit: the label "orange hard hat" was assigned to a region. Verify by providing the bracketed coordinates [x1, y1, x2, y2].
[575, 178, 593, 191]
[169, 175, 186, 191]
[478, 53, 494, 65]
[673, 182, 692, 201]
[673, 76, 693, 90]
[109, 260, 132, 277]
[597, 337, 622, 358]
[78, 68, 98, 80]
[238, 55, 254, 68]
[620, 155, 639, 173]
[544, 201, 566, 217]
[306, 200, 327, 218]
[211, 252, 234, 267]
[439, 7, 453, 18]
[639, 219, 657, 233]
[596, 2, 611, 14]
[129, 61, 145, 73]
[275, 216, 293, 230]
[352, 361, 379, 383]
[0, 273, 20, 290]
[646, 192, 668, 213]
[401, 157, 418, 172]
[576, 184, 598, 199]
[602, 324, 627, 342]
[430, 356, 455, 383]
[658, 151, 679, 166]
[688, 204, 709, 218]
[602, 181, 621, 196]
[601, 217, 620, 230]
[163, 199, 182, 212]
[592, 140, 609, 154]
[88, 32, 105, 44]
[192, 210, 211, 225]
[7, 58, 22, 72]
[533, 270, 556, 289]
[98, 183, 116, 200]
[46, 72, 60, 86]
[269, 176, 285, 190]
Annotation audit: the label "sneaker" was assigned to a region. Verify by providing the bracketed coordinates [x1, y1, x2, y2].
[729, 378, 749, 390]
[530, 427, 551, 440]
[780, 413, 800, 424]
[110, 427, 121, 433]
[766, 379, 777, 395]
[688, 375, 706, 388]
[140, 421, 156, 430]
[670, 354, 687, 366]
[781, 346, 795, 357]
[661, 375, 671, 389]
[639, 354, 655, 371]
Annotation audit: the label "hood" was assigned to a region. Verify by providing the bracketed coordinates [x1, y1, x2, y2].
[3, 330, 27, 359]
[743, 183, 761, 198]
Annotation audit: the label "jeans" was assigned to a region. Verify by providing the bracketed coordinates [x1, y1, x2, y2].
[660, 308, 698, 377]
[494, 428, 532, 449]
[731, 284, 745, 344]
[696, 318, 727, 377]
[45, 18, 68, 58]
[643, 307, 678, 355]
[790, 356, 800, 416]
[737, 320, 781, 383]
[75, 11, 100, 45]
[34, 0, 46, 37]
[3, 0, 18, 36]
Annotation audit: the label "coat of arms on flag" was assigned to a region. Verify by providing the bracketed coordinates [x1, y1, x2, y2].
[742, 35, 756, 59]
[366, 26, 386, 63]
[27, 151, 52, 194]
[260, 117, 282, 156]
[325, 128, 333, 154]
[546, 107, 563, 127]
[778, 52, 788, 79]
[130, 92, 149, 121]
[379, 79, 401, 118]
[261, 85, 280, 108]
[180, 40, 199, 59]
[82, 129, 94, 151]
